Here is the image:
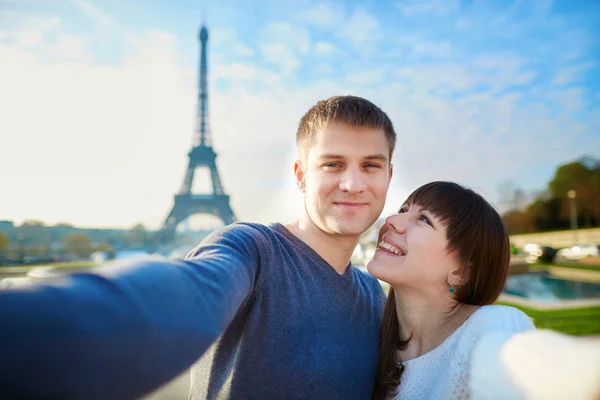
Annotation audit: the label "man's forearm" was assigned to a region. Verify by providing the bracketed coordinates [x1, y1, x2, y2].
[0, 253, 255, 399]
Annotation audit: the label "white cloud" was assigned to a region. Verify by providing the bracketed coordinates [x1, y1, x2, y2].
[313, 41, 338, 57]
[0, 28, 43, 46]
[210, 28, 254, 58]
[258, 43, 299, 75]
[254, 22, 313, 75]
[214, 63, 258, 81]
[315, 63, 333, 74]
[229, 42, 254, 58]
[71, 0, 113, 26]
[344, 68, 387, 85]
[341, 8, 382, 49]
[46, 34, 95, 60]
[551, 62, 595, 86]
[260, 22, 311, 54]
[396, 0, 461, 17]
[0, 29, 197, 229]
[394, 63, 479, 92]
[455, 17, 470, 30]
[295, 2, 345, 31]
[0, 13, 60, 37]
[533, 0, 553, 18]
[473, 54, 524, 71]
[409, 40, 453, 59]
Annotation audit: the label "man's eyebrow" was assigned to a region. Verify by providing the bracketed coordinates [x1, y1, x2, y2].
[315, 153, 389, 161]
[316, 154, 344, 160]
[364, 153, 388, 161]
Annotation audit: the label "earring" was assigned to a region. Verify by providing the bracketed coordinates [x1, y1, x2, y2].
[448, 281, 455, 293]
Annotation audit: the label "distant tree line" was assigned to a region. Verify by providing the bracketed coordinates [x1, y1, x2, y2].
[0, 222, 153, 264]
[501, 156, 600, 235]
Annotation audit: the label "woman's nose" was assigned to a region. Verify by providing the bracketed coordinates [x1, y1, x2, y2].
[385, 213, 406, 234]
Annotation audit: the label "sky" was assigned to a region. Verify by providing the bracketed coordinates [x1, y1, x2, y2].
[0, 0, 599, 230]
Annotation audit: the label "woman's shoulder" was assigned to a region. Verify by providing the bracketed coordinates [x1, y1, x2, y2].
[465, 305, 536, 339]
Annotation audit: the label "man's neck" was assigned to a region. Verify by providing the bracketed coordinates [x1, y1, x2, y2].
[287, 219, 359, 274]
[393, 288, 478, 361]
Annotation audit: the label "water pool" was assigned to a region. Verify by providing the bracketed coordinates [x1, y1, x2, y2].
[503, 271, 600, 303]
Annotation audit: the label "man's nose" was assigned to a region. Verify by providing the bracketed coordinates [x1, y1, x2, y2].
[339, 167, 366, 193]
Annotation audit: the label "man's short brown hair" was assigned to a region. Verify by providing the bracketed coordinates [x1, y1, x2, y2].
[296, 95, 396, 165]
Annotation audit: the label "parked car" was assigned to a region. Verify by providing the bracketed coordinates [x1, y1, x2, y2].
[522, 243, 557, 263]
[555, 243, 599, 261]
[537, 246, 557, 263]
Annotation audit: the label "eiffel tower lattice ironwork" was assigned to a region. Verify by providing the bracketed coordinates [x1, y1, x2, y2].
[158, 25, 237, 244]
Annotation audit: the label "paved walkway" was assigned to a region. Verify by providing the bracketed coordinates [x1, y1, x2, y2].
[547, 266, 600, 284]
[499, 293, 600, 310]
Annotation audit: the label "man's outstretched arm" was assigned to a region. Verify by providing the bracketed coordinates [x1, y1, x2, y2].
[0, 224, 260, 400]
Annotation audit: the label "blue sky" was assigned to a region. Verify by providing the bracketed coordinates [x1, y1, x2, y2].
[0, 0, 598, 229]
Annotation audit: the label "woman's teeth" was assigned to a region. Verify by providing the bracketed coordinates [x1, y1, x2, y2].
[378, 241, 405, 255]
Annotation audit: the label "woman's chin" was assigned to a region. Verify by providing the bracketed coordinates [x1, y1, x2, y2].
[367, 259, 392, 283]
[368, 263, 411, 291]
[366, 259, 379, 278]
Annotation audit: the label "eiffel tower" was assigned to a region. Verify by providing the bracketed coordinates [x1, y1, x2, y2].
[158, 25, 237, 244]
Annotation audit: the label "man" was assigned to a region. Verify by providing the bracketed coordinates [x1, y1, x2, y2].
[0, 95, 396, 400]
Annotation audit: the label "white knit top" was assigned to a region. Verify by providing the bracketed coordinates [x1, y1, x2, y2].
[392, 305, 535, 400]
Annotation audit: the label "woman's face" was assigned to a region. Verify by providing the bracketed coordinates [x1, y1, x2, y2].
[367, 202, 463, 294]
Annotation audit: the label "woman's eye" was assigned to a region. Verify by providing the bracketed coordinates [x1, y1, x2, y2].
[419, 215, 432, 225]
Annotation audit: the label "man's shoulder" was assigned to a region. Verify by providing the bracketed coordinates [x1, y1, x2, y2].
[185, 222, 285, 259]
[204, 222, 283, 242]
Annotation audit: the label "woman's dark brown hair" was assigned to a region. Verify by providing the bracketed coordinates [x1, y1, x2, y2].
[372, 181, 511, 400]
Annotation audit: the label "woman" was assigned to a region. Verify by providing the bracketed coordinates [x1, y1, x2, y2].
[367, 181, 535, 400]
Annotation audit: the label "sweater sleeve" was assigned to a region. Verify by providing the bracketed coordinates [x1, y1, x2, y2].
[470, 329, 600, 400]
[466, 305, 537, 400]
[0, 223, 263, 400]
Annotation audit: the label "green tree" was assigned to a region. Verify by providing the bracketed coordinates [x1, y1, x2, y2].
[502, 157, 598, 233]
[0, 232, 9, 253]
[26, 244, 49, 258]
[18, 220, 47, 246]
[589, 165, 600, 223]
[548, 159, 597, 226]
[65, 233, 93, 258]
[125, 223, 148, 248]
[502, 209, 535, 235]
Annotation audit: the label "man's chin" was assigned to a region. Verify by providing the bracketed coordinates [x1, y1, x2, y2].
[328, 220, 372, 236]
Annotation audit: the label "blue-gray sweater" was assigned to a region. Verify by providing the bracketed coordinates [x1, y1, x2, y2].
[0, 222, 385, 399]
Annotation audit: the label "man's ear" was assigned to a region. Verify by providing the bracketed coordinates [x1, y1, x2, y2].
[294, 160, 306, 193]
[388, 163, 393, 183]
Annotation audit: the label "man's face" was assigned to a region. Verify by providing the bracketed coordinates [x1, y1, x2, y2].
[295, 122, 393, 237]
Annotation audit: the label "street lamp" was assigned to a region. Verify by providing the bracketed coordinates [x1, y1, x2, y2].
[567, 190, 578, 245]
[18, 233, 25, 264]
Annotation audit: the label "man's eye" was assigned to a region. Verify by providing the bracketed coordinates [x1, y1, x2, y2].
[364, 163, 381, 168]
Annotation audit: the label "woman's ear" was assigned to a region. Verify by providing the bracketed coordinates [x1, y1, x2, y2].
[448, 261, 472, 287]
